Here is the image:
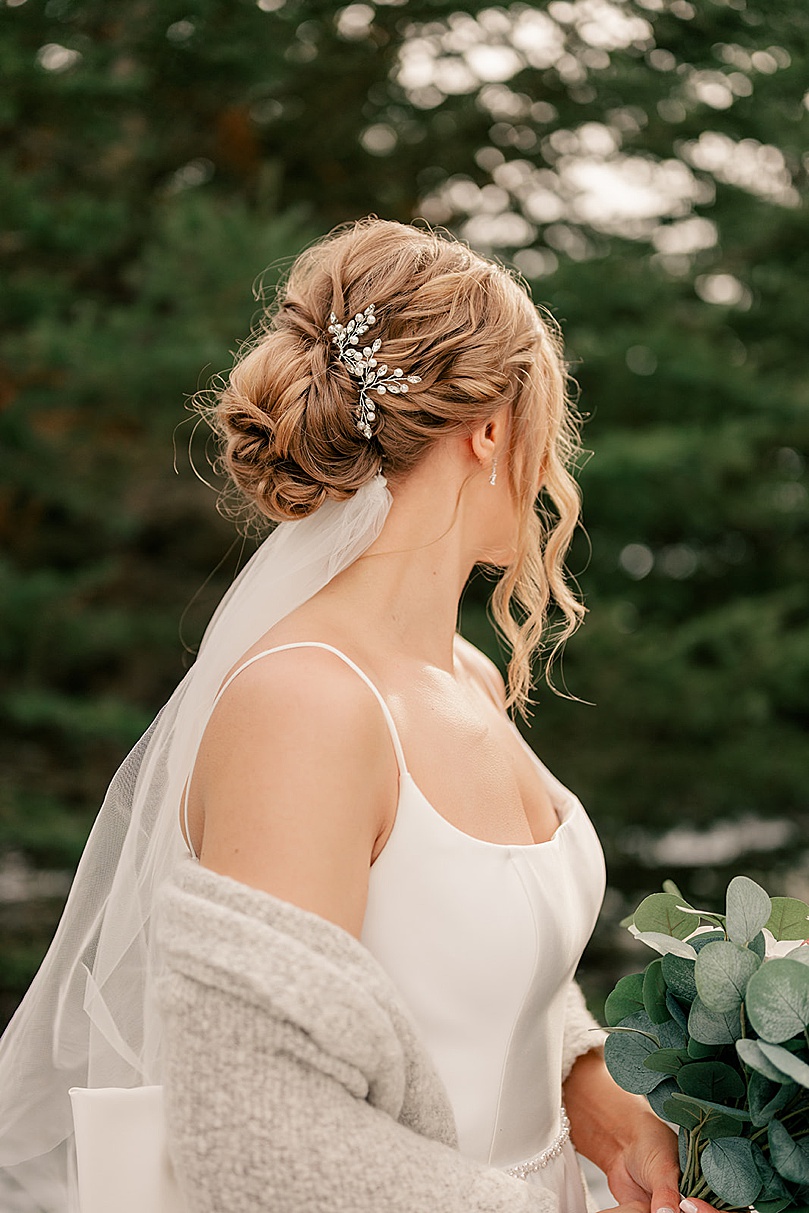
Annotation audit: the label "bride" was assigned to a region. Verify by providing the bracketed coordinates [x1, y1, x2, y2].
[0, 218, 715, 1213]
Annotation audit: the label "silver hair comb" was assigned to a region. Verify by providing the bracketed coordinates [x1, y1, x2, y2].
[328, 304, 421, 439]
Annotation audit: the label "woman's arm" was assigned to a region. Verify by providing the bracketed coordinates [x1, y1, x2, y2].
[193, 644, 395, 937]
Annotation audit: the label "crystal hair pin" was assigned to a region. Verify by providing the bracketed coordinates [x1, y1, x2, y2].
[328, 304, 421, 440]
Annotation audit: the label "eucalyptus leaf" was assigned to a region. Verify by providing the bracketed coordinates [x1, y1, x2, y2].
[752, 1201, 793, 1213]
[726, 876, 772, 946]
[746, 958, 809, 1043]
[603, 1025, 661, 1044]
[747, 1072, 796, 1127]
[643, 1047, 690, 1075]
[663, 1091, 749, 1136]
[660, 935, 725, 997]
[648, 1076, 679, 1120]
[655, 1015, 688, 1051]
[668, 1093, 750, 1120]
[695, 940, 761, 1013]
[635, 892, 701, 940]
[688, 1036, 718, 1059]
[605, 972, 646, 1026]
[768, 1119, 809, 1185]
[677, 1059, 745, 1102]
[604, 1011, 667, 1095]
[750, 931, 767, 960]
[663, 879, 687, 901]
[644, 959, 670, 1024]
[757, 1041, 809, 1088]
[619, 1007, 677, 1040]
[666, 992, 688, 1031]
[737, 1038, 792, 1083]
[750, 1140, 793, 1203]
[693, 929, 729, 953]
[688, 995, 743, 1045]
[701, 1138, 763, 1207]
[766, 898, 809, 942]
[662, 953, 697, 1003]
[632, 930, 698, 959]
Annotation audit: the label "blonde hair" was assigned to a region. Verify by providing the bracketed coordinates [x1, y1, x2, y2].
[199, 218, 585, 721]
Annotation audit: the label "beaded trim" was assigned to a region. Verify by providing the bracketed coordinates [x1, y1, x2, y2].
[504, 1106, 570, 1181]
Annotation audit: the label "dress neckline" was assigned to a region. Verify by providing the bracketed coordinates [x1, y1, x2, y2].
[381, 720, 580, 856]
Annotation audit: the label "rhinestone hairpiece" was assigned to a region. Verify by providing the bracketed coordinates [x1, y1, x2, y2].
[327, 304, 421, 440]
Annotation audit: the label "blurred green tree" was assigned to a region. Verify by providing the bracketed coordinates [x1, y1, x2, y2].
[1, 0, 807, 1023]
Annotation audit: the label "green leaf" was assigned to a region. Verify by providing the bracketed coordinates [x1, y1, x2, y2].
[688, 995, 743, 1045]
[768, 1119, 809, 1185]
[726, 876, 772, 946]
[666, 992, 688, 1030]
[663, 879, 686, 900]
[693, 930, 729, 952]
[634, 893, 700, 940]
[604, 1012, 668, 1095]
[643, 1047, 690, 1075]
[750, 931, 767, 960]
[757, 1041, 809, 1088]
[662, 952, 697, 1002]
[669, 1094, 750, 1121]
[746, 958, 809, 1043]
[688, 1036, 718, 1059]
[677, 1059, 745, 1102]
[662, 1092, 748, 1137]
[766, 898, 809, 942]
[647, 1076, 679, 1120]
[747, 1071, 795, 1127]
[632, 930, 698, 959]
[605, 972, 646, 1026]
[751, 1139, 793, 1202]
[752, 1201, 792, 1213]
[695, 939, 761, 1013]
[737, 1038, 792, 1083]
[644, 959, 671, 1024]
[701, 1138, 763, 1207]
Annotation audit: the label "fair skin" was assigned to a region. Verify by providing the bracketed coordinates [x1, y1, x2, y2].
[186, 405, 715, 1213]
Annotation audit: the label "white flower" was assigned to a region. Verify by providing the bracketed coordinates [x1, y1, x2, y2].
[762, 928, 809, 959]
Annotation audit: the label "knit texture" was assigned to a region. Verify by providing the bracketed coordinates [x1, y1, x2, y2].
[154, 857, 604, 1213]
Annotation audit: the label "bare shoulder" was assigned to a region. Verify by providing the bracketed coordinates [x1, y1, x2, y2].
[195, 645, 398, 939]
[454, 632, 507, 711]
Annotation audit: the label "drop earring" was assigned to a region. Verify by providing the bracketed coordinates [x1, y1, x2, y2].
[489, 454, 497, 486]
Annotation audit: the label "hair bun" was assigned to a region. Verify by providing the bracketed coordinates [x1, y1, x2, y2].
[209, 317, 382, 524]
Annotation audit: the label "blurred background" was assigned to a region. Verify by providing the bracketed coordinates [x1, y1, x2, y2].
[1, 0, 807, 1038]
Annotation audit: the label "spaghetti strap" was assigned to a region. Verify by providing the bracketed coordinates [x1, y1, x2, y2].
[181, 641, 408, 859]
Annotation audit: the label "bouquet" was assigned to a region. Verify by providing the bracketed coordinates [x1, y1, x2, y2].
[602, 876, 809, 1212]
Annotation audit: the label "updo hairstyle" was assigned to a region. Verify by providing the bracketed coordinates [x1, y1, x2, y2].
[203, 218, 585, 718]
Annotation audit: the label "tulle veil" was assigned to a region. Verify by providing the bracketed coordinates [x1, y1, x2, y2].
[0, 469, 394, 1212]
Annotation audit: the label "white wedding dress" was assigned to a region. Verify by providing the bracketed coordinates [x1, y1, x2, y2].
[196, 639, 608, 1211]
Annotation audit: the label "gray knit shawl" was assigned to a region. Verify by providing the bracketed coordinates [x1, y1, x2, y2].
[154, 857, 606, 1213]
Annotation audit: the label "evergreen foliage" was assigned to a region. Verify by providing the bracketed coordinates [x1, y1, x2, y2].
[1, 0, 807, 1025]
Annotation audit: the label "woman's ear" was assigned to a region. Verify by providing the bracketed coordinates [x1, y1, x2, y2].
[469, 406, 509, 468]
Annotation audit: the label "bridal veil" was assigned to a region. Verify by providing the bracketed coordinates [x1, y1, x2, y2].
[0, 470, 394, 1212]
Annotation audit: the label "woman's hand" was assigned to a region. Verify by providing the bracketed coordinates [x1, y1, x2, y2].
[601, 1115, 718, 1213]
[563, 1048, 720, 1213]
